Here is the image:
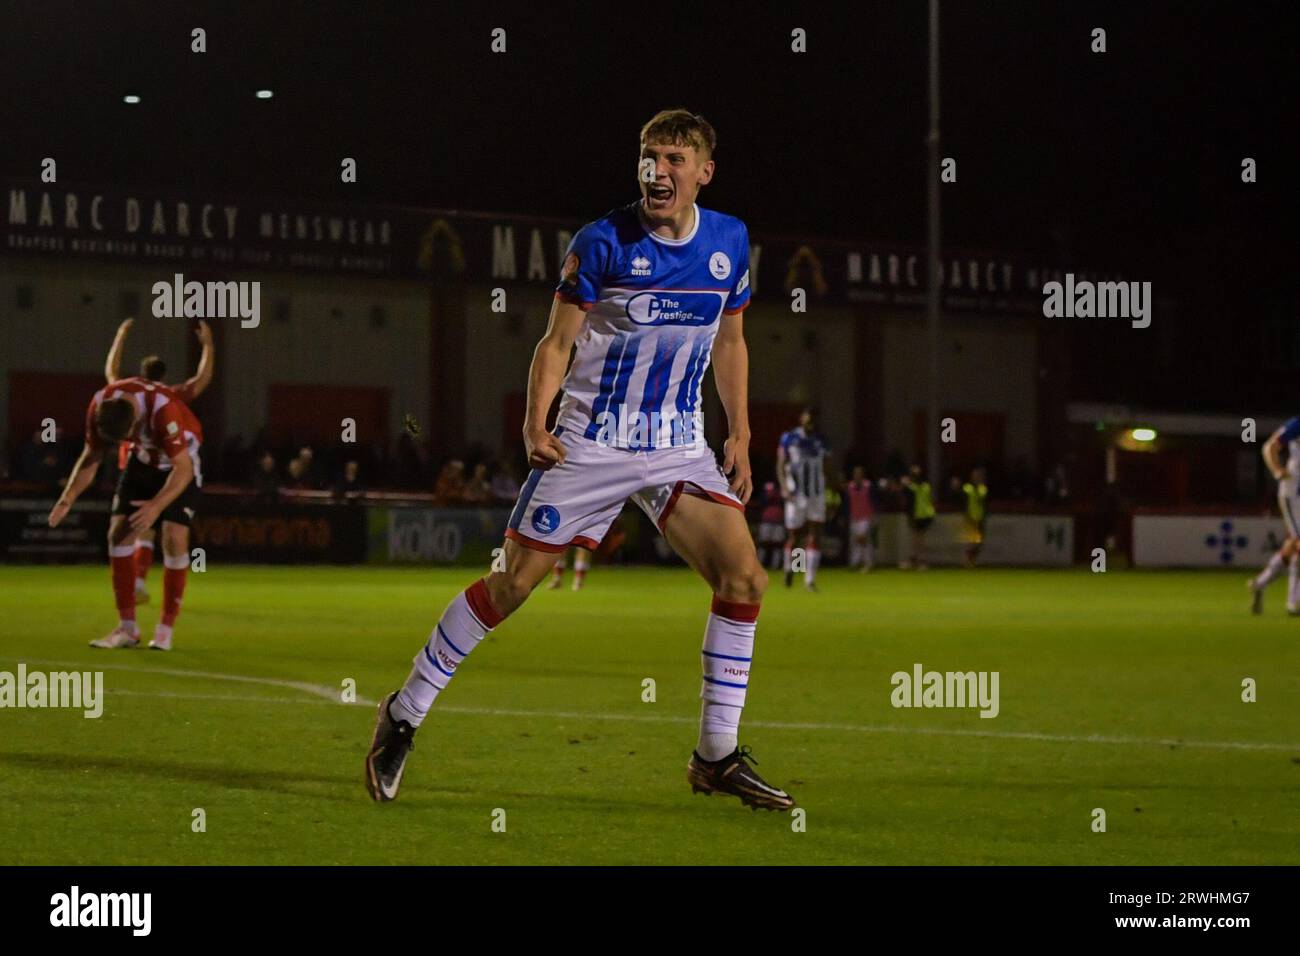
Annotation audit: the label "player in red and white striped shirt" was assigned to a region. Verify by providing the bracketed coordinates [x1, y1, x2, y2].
[48, 375, 205, 651]
[103, 318, 214, 606]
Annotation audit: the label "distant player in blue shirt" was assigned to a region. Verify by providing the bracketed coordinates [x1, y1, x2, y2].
[777, 409, 831, 590]
[366, 109, 793, 810]
[1249, 417, 1300, 614]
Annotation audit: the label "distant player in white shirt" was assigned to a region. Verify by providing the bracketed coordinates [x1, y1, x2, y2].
[366, 109, 793, 810]
[777, 409, 830, 591]
[1249, 417, 1300, 614]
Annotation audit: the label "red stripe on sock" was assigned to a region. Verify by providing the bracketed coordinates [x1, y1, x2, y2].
[466, 578, 505, 629]
[710, 595, 761, 623]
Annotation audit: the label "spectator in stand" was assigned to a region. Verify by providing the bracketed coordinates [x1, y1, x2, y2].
[1044, 463, 1070, 503]
[285, 456, 313, 491]
[253, 452, 280, 504]
[946, 472, 964, 506]
[461, 462, 492, 505]
[295, 446, 323, 489]
[334, 460, 365, 502]
[18, 426, 69, 489]
[490, 458, 521, 504]
[433, 460, 466, 506]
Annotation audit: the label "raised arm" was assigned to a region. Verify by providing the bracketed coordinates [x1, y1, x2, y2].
[105, 318, 133, 383]
[522, 299, 586, 470]
[181, 320, 215, 399]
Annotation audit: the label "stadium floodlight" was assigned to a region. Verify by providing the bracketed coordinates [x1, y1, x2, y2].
[255, 89, 274, 100]
[1130, 428, 1157, 442]
[123, 94, 141, 104]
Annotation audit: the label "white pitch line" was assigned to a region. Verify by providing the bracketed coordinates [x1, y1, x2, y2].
[19, 657, 373, 706]
[107, 688, 341, 706]
[16, 658, 1299, 753]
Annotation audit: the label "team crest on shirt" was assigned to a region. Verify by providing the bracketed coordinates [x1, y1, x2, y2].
[631, 255, 651, 277]
[532, 505, 561, 535]
[709, 252, 731, 280]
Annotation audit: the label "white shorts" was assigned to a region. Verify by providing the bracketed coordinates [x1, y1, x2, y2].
[757, 521, 785, 544]
[784, 494, 826, 529]
[1279, 483, 1300, 538]
[506, 426, 743, 553]
[850, 518, 872, 538]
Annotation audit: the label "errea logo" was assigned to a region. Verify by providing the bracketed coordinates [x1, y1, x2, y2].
[631, 255, 651, 276]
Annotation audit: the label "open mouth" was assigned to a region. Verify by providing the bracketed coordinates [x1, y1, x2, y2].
[647, 183, 673, 205]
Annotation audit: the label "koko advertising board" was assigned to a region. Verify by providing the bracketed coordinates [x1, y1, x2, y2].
[373, 506, 512, 565]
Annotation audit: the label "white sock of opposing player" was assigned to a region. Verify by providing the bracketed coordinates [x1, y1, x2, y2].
[390, 579, 504, 727]
[804, 547, 820, 585]
[1288, 556, 1300, 610]
[697, 596, 759, 761]
[1254, 552, 1285, 590]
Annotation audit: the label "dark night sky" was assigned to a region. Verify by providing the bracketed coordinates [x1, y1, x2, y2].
[1, 1, 1293, 296]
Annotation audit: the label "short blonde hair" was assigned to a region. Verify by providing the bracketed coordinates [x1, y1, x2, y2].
[639, 109, 717, 158]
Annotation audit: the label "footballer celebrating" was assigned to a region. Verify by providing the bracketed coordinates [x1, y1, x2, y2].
[48, 370, 205, 650]
[1248, 417, 1300, 614]
[104, 318, 214, 605]
[367, 109, 794, 811]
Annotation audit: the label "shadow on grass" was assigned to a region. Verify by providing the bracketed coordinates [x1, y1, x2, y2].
[0, 750, 474, 804]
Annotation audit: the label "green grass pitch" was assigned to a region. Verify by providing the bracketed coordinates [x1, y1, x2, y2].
[1, 563, 1296, 865]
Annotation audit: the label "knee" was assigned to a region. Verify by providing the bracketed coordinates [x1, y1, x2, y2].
[161, 526, 189, 558]
[484, 569, 532, 617]
[717, 563, 767, 605]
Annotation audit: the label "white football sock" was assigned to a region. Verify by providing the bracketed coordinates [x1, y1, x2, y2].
[1287, 556, 1299, 609]
[1254, 552, 1285, 589]
[392, 582, 501, 727]
[804, 547, 820, 584]
[697, 596, 758, 761]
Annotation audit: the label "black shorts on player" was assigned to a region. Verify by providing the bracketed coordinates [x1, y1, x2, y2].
[112, 456, 200, 528]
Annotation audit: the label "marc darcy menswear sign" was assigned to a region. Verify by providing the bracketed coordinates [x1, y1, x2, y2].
[5, 180, 1116, 311]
